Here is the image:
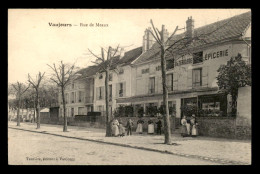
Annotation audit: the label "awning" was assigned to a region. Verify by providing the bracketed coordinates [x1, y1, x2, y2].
[116, 87, 219, 104]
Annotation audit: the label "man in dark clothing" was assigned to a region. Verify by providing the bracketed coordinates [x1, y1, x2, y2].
[156, 119, 162, 135]
[126, 118, 134, 136]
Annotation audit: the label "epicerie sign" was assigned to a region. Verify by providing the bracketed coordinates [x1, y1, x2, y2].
[203, 48, 229, 61]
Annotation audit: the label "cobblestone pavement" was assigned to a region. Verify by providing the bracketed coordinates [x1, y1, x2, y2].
[8, 122, 251, 165]
[8, 128, 220, 165]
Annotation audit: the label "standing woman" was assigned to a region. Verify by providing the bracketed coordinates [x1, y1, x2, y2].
[118, 119, 126, 137]
[136, 118, 144, 134]
[180, 116, 188, 137]
[148, 119, 154, 134]
[190, 114, 198, 137]
[112, 118, 120, 137]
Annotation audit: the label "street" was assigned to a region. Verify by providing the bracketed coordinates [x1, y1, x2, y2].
[8, 128, 221, 165]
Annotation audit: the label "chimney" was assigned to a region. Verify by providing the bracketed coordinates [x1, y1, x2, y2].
[142, 27, 156, 53]
[161, 25, 169, 42]
[119, 48, 125, 59]
[186, 16, 194, 39]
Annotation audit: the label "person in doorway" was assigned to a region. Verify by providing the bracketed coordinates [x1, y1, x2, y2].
[190, 114, 198, 137]
[156, 118, 162, 135]
[186, 116, 191, 136]
[126, 118, 134, 136]
[180, 115, 188, 137]
[136, 118, 144, 134]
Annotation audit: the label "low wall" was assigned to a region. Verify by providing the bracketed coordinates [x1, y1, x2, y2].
[196, 117, 236, 138]
[196, 117, 251, 139]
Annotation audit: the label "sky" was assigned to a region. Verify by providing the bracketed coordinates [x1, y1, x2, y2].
[8, 9, 251, 84]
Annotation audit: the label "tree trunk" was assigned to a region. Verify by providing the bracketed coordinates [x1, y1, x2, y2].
[231, 89, 238, 117]
[161, 48, 172, 145]
[36, 92, 40, 129]
[33, 96, 36, 123]
[17, 96, 21, 126]
[62, 86, 67, 132]
[105, 69, 112, 137]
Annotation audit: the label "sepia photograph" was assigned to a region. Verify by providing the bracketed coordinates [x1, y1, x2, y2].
[8, 8, 251, 165]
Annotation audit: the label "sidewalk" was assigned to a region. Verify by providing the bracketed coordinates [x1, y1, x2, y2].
[8, 122, 251, 165]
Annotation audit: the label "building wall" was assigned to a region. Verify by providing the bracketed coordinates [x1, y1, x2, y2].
[130, 42, 250, 119]
[58, 77, 94, 117]
[94, 65, 133, 115]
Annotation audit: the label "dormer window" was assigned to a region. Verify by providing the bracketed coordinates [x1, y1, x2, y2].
[119, 68, 124, 74]
[99, 74, 103, 79]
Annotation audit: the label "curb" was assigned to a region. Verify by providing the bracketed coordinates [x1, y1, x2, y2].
[8, 126, 250, 165]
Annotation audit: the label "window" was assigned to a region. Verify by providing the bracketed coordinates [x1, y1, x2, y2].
[198, 94, 227, 117]
[119, 68, 124, 74]
[71, 108, 74, 117]
[119, 83, 123, 97]
[156, 65, 161, 71]
[98, 87, 102, 99]
[65, 93, 68, 104]
[109, 73, 113, 81]
[193, 51, 203, 64]
[71, 92, 74, 103]
[166, 73, 173, 91]
[72, 83, 74, 89]
[192, 68, 202, 87]
[78, 91, 82, 102]
[109, 85, 112, 101]
[149, 77, 155, 94]
[99, 74, 103, 79]
[142, 68, 149, 74]
[166, 59, 174, 70]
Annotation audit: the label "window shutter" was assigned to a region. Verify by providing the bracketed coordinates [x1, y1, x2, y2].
[96, 87, 99, 100]
[187, 69, 193, 89]
[202, 66, 208, 87]
[145, 78, 149, 94]
[116, 83, 119, 98]
[173, 73, 178, 91]
[123, 82, 126, 97]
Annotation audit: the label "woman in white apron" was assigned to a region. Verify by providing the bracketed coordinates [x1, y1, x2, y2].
[112, 119, 119, 136]
[136, 119, 144, 134]
[148, 119, 154, 134]
[181, 116, 188, 137]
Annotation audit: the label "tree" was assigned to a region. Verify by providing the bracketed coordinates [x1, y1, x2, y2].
[147, 20, 179, 144]
[88, 46, 120, 137]
[47, 61, 75, 132]
[217, 53, 251, 116]
[11, 82, 30, 126]
[28, 72, 45, 129]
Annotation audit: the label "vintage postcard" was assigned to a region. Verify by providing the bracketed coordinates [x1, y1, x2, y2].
[8, 9, 251, 165]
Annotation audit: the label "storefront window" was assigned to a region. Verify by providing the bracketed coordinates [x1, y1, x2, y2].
[198, 94, 227, 117]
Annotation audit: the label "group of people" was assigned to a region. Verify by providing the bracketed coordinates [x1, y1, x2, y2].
[111, 118, 163, 137]
[180, 114, 198, 137]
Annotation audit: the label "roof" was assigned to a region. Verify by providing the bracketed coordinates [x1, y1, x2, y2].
[74, 65, 100, 80]
[96, 46, 143, 72]
[72, 47, 142, 77]
[134, 11, 251, 65]
[40, 108, 49, 112]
